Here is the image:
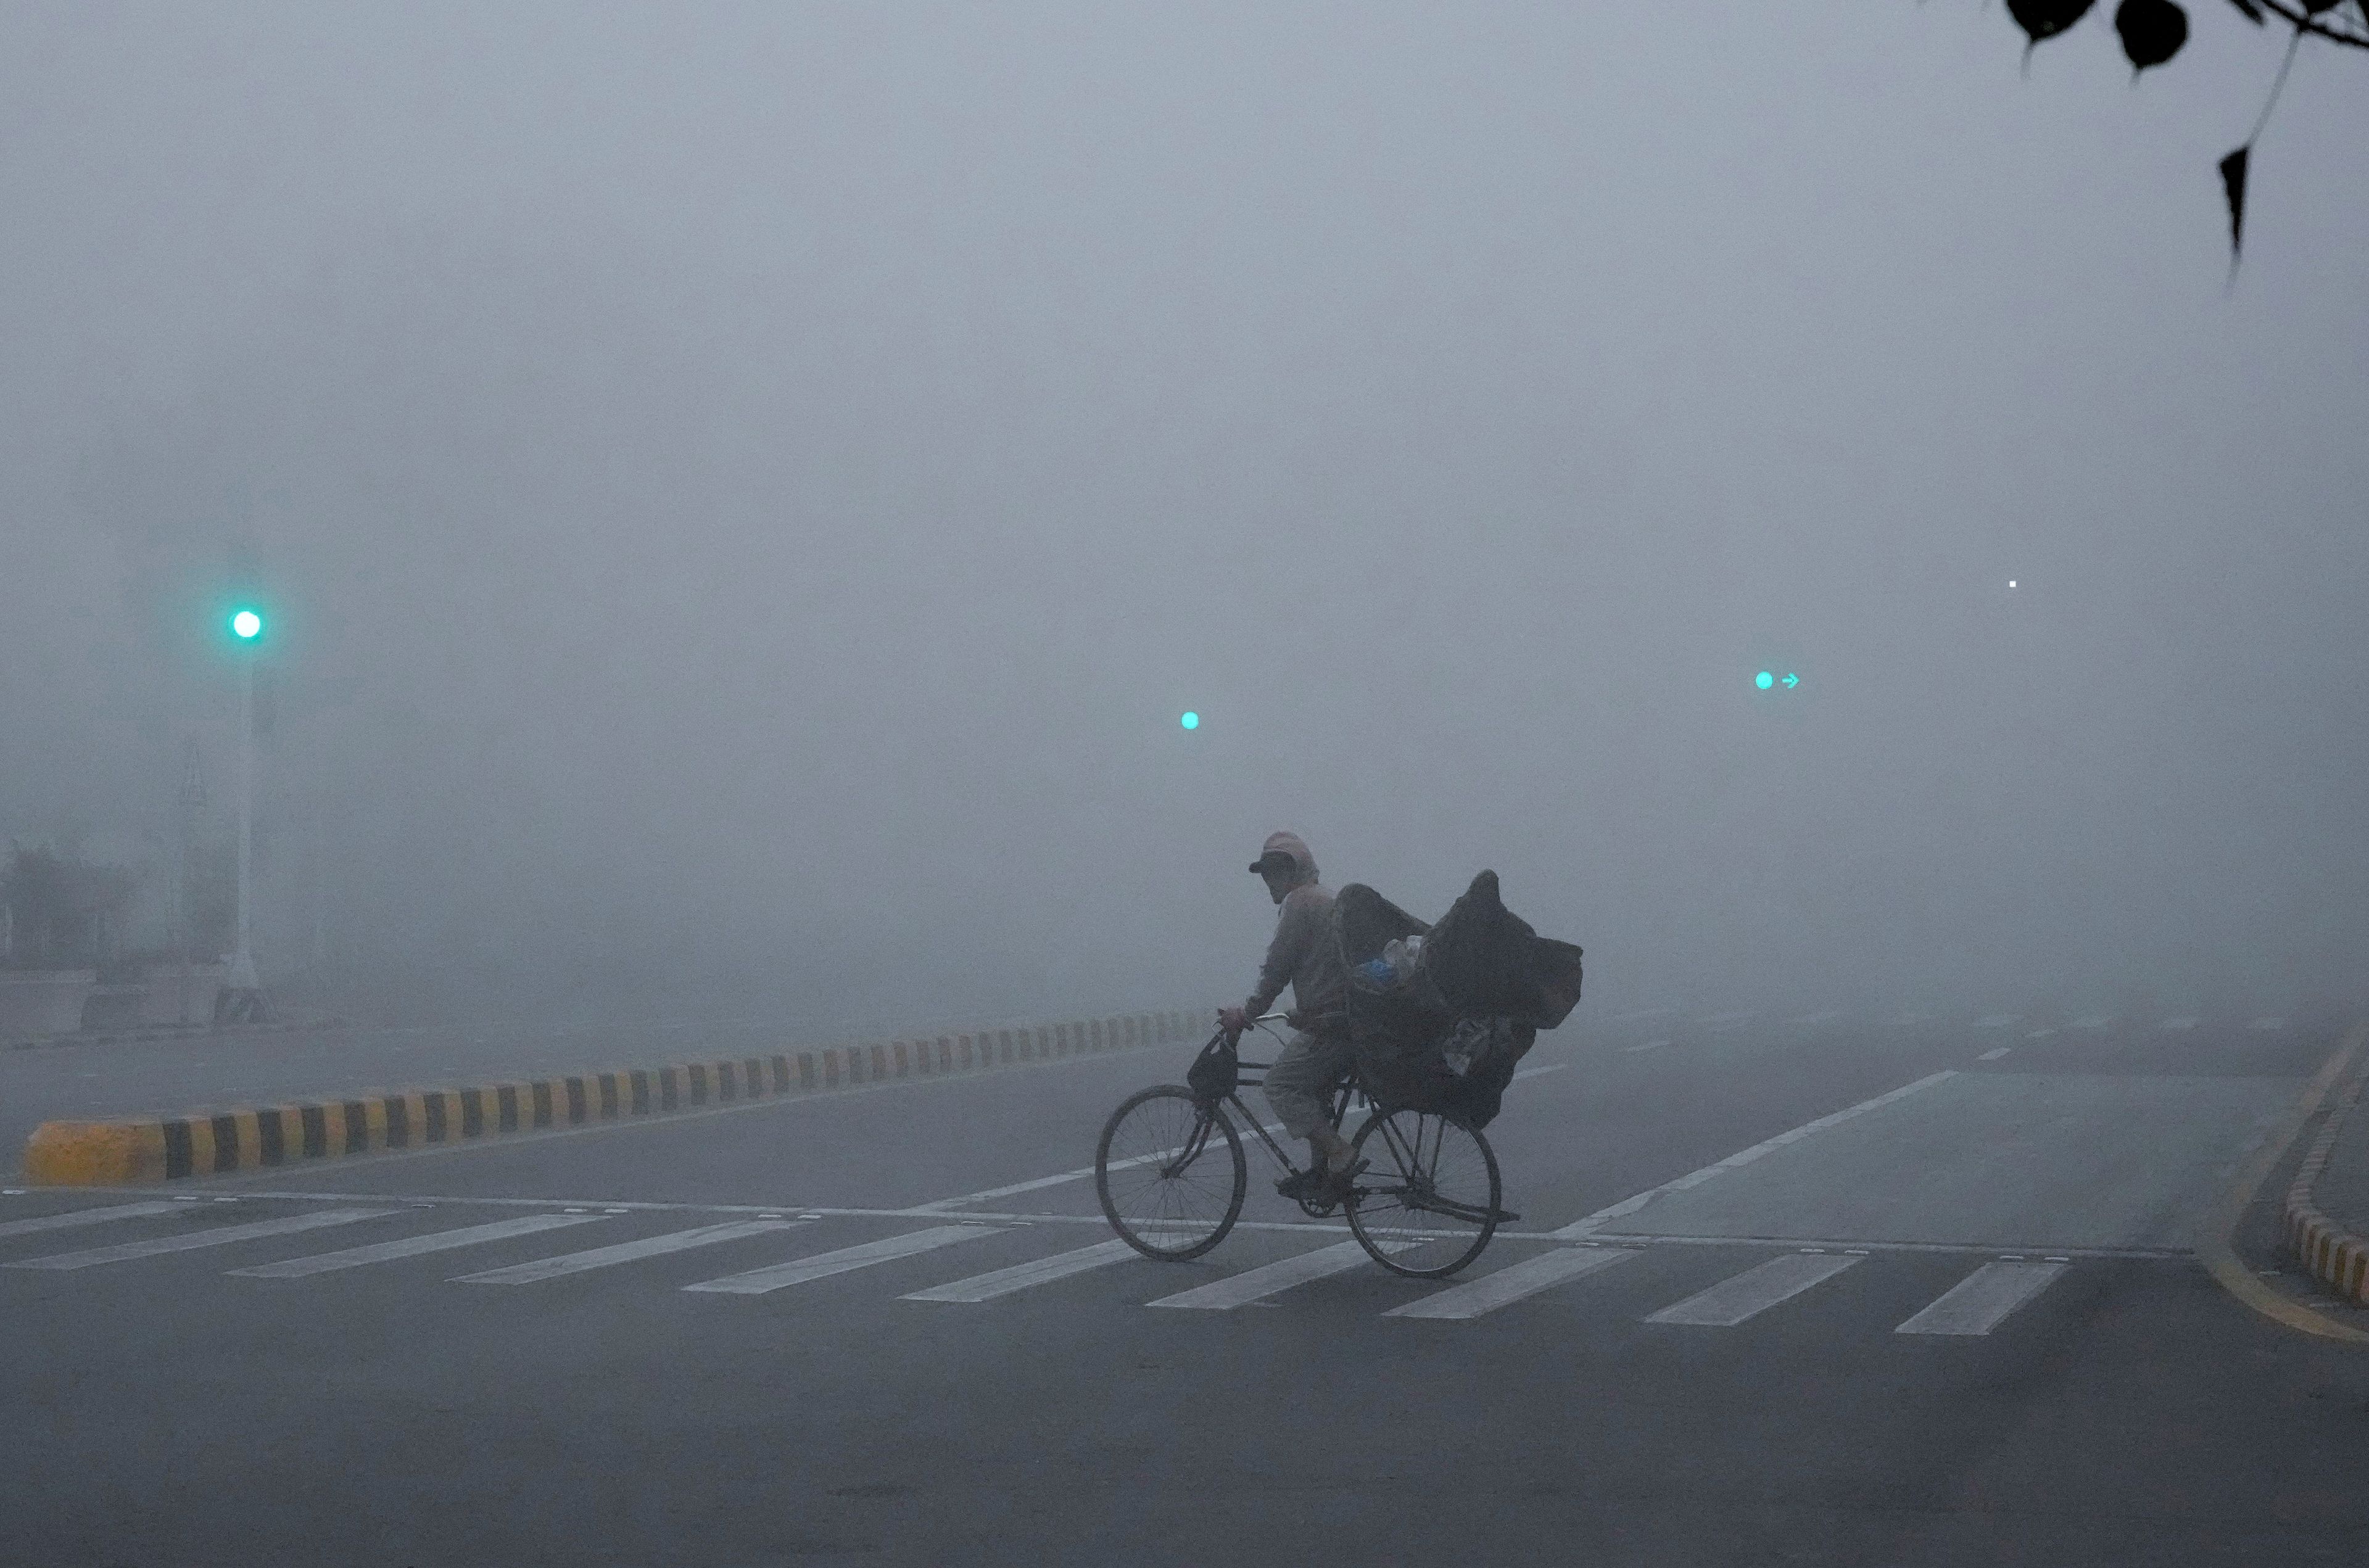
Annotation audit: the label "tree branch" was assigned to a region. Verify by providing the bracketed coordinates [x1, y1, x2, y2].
[2226, 0, 2369, 50]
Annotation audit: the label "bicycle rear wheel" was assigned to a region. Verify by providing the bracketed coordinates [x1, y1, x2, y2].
[1346, 1107, 1502, 1278]
[1096, 1085, 1246, 1260]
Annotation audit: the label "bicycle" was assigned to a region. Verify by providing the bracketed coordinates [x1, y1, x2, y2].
[1092, 1013, 1518, 1279]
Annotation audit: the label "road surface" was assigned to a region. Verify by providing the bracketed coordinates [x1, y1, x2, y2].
[6, 1006, 2365, 1566]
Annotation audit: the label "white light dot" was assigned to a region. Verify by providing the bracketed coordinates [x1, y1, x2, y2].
[2007, 580, 2017, 588]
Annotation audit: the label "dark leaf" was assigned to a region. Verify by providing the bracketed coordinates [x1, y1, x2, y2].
[2302, 1, 2341, 17]
[2007, 0, 2098, 42]
[2116, 0, 2189, 72]
[2219, 144, 2250, 258]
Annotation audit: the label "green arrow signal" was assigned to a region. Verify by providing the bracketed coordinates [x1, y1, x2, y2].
[1782, 672, 1798, 688]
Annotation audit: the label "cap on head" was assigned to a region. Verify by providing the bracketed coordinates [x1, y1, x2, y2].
[1248, 831, 1317, 885]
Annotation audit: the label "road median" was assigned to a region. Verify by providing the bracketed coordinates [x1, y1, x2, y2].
[22, 1009, 1193, 1186]
[2283, 1042, 2369, 1306]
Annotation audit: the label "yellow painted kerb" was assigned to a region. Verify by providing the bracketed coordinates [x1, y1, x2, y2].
[23, 1121, 167, 1185]
[2201, 1019, 2369, 1345]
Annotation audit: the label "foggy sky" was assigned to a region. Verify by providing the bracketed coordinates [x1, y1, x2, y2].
[4, 3, 2365, 1031]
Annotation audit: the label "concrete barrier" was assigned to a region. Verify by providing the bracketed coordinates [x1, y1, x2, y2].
[2283, 1059, 2369, 1306]
[23, 1009, 1199, 1186]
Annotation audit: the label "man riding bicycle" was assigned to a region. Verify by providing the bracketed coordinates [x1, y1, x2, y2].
[1217, 831, 1363, 1203]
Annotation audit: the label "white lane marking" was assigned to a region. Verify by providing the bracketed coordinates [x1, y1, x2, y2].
[685, 1225, 990, 1295]
[5, 1208, 398, 1271]
[0, 1201, 181, 1240]
[57, 1186, 2202, 1259]
[2249, 1017, 2286, 1031]
[453, 1219, 801, 1284]
[914, 1063, 1566, 1211]
[2160, 1017, 2199, 1031]
[1972, 1014, 2017, 1029]
[1623, 1039, 1672, 1054]
[227, 1213, 607, 1277]
[2071, 1014, 2112, 1030]
[1384, 1246, 1635, 1320]
[900, 1237, 1139, 1302]
[1788, 1011, 1844, 1026]
[915, 1144, 1196, 1211]
[1147, 1240, 1395, 1310]
[1895, 1260, 2068, 1335]
[2024, 1028, 2057, 1039]
[1552, 1071, 1958, 1239]
[1977, 1047, 2011, 1062]
[1645, 1252, 1862, 1326]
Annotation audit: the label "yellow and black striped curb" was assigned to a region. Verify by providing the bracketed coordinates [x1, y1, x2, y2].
[23, 1009, 1196, 1186]
[2283, 1067, 2369, 1306]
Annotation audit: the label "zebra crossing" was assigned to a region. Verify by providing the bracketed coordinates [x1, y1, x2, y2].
[0, 1194, 2100, 1339]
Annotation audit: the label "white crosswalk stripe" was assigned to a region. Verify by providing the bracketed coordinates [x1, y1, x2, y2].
[686, 1224, 990, 1295]
[1646, 1252, 1863, 1326]
[229, 1213, 608, 1277]
[453, 1219, 802, 1284]
[1385, 1246, 1634, 1320]
[901, 1238, 1139, 1302]
[0, 1201, 181, 1240]
[1895, 1260, 2067, 1335]
[0, 1199, 2110, 1347]
[1147, 1240, 1396, 1310]
[5, 1208, 399, 1271]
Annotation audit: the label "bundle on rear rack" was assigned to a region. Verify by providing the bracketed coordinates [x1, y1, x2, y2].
[1335, 870, 1583, 1129]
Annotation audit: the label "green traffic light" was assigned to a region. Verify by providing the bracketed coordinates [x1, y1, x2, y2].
[229, 609, 263, 641]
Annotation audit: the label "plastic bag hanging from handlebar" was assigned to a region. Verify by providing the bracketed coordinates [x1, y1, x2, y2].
[1186, 1033, 1241, 1102]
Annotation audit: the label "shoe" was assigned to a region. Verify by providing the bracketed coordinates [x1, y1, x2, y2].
[1275, 1169, 1325, 1201]
[1315, 1157, 1369, 1203]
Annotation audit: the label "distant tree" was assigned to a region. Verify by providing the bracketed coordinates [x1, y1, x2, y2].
[2, 846, 139, 971]
[1979, 2, 2367, 257]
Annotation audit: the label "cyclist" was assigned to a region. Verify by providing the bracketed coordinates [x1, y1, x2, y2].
[1217, 831, 1362, 1202]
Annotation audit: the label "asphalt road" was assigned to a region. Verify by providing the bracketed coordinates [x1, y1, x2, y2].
[7, 1006, 2366, 1566]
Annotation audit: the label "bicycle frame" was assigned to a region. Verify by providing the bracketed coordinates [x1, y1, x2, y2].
[1208, 1014, 1363, 1181]
[1205, 1016, 1513, 1227]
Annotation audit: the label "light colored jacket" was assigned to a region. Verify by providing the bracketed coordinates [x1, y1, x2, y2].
[1242, 834, 1349, 1031]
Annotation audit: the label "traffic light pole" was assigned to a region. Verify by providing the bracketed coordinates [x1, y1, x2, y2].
[220, 655, 265, 1020]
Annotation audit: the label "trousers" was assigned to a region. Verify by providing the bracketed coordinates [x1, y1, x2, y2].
[1261, 1029, 1357, 1141]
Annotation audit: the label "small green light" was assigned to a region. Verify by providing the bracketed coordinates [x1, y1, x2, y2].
[1180, 711, 1199, 730]
[1755, 671, 1773, 690]
[230, 609, 263, 641]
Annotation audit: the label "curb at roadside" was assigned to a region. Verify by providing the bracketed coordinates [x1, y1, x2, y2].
[22, 1009, 1193, 1186]
[2283, 1060, 2369, 1306]
[4, 1019, 346, 1053]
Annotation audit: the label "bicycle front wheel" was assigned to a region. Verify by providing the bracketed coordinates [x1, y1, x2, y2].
[1346, 1107, 1502, 1278]
[1096, 1085, 1246, 1261]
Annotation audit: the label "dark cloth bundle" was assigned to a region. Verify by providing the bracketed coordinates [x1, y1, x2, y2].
[1335, 871, 1583, 1128]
